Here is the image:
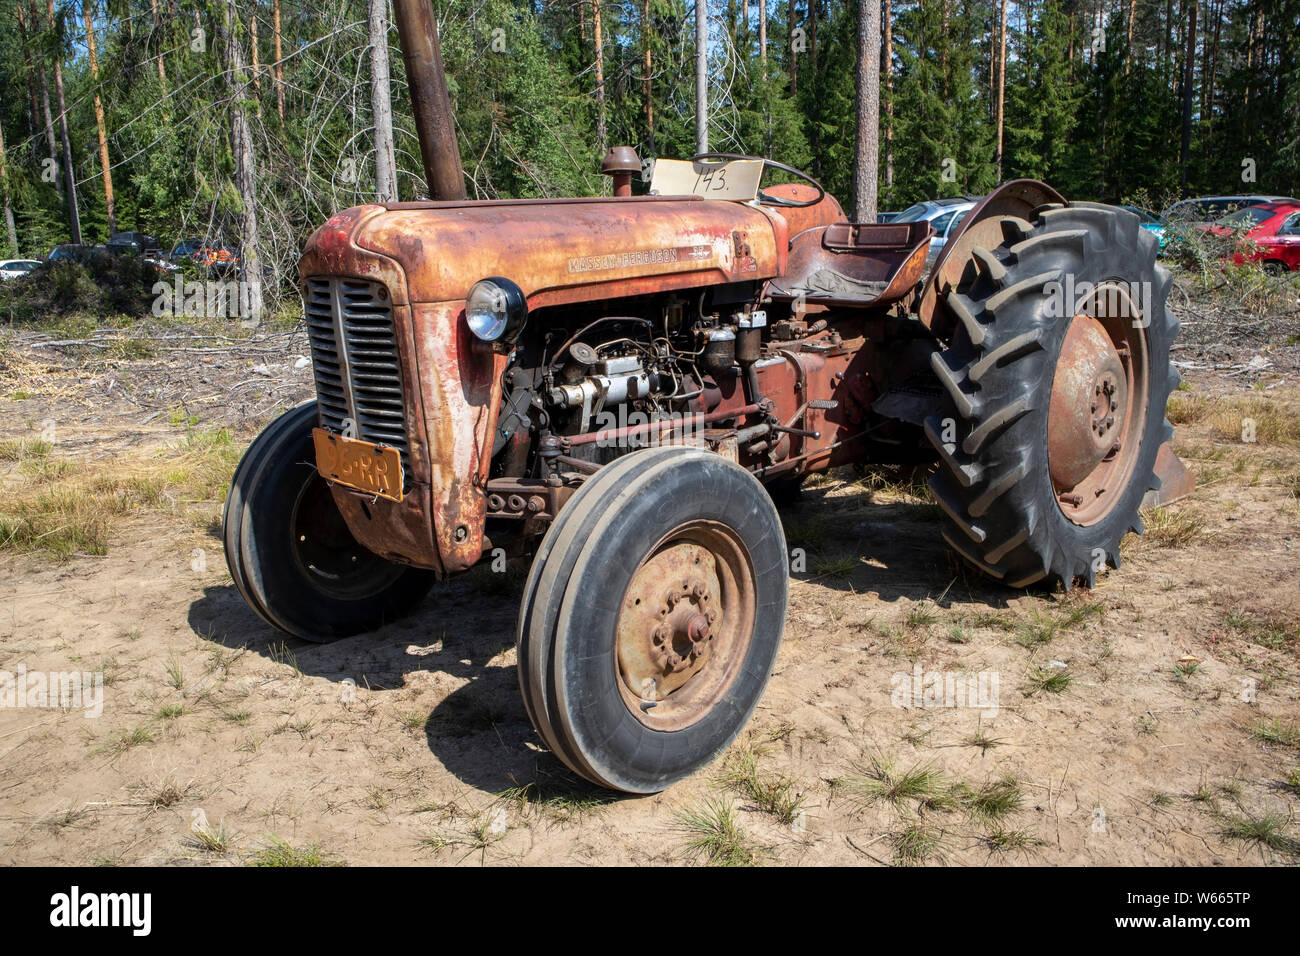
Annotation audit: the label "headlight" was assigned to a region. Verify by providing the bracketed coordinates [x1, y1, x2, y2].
[465, 277, 527, 346]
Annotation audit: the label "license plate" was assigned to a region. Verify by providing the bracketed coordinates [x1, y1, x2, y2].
[312, 428, 404, 502]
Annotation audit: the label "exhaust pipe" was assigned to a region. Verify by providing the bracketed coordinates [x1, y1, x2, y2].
[391, 0, 466, 200]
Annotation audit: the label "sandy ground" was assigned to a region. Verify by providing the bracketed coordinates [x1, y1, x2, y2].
[0, 326, 1297, 866]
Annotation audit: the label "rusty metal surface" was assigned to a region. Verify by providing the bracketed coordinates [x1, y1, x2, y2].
[1048, 315, 1127, 492]
[1047, 287, 1150, 526]
[614, 521, 755, 731]
[683, 326, 882, 476]
[760, 183, 846, 237]
[391, 0, 465, 200]
[767, 221, 931, 308]
[1144, 441, 1197, 509]
[918, 179, 1068, 340]
[355, 197, 787, 307]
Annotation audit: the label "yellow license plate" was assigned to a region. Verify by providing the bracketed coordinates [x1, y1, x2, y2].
[312, 428, 404, 502]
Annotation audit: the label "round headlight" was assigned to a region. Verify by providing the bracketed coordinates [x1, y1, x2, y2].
[466, 277, 527, 345]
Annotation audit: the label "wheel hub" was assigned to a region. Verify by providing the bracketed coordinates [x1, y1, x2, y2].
[651, 580, 718, 676]
[619, 542, 722, 701]
[1048, 314, 1128, 492]
[614, 522, 756, 731]
[1045, 284, 1150, 526]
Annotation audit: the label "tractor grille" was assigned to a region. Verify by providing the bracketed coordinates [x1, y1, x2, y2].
[303, 276, 411, 489]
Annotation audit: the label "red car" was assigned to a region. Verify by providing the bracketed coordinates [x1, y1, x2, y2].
[1206, 201, 1300, 273]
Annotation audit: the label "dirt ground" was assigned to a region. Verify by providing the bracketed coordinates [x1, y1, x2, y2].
[1, 319, 1297, 866]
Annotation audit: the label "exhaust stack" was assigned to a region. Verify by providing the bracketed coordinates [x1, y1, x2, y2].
[392, 0, 466, 200]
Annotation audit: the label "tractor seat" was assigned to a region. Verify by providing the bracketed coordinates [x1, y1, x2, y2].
[767, 221, 933, 309]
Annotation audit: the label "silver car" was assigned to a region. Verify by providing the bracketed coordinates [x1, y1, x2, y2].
[889, 196, 979, 266]
[0, 259, 41, 281]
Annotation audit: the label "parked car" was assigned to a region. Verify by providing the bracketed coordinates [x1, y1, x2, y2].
[167, 238, 239, 276]
[889, 196, 979, 265]
[1118, 205, 1168, 249]
[1162, 194, 1300, 227]
[166, 238, 205, 262]
[876, 211, 901, 223]
[1203, 201, 1300, 274]
[0, 259, 41, 281]
[106, 230, 161, 256]
[46, 244, 101, 265]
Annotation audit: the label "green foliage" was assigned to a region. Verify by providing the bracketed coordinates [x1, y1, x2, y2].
[0, 0, 1297, 288]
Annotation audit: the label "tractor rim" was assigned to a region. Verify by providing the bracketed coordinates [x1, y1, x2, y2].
[614, 520, 756, 731]
[289, 470, 405, 600]
[1046, 280, 1150, 526]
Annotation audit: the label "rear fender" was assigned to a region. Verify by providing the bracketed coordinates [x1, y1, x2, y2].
[917, 179, 1067, 342]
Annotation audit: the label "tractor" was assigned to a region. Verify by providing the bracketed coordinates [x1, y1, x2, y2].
[222, 2, 1191, 793]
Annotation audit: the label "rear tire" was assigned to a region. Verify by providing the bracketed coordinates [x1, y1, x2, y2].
[518, 448, 788, 792]
[223, 402, 435, 641]
[924, 203, 1180, 589]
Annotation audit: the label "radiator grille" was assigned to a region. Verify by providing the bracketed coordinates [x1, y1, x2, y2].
[303, 277, 411, 489]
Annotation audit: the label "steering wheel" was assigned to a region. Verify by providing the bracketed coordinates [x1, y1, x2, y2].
[690, 153, 827, 208]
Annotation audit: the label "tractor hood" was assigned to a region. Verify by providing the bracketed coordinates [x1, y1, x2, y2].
[301, 196, 790, 308]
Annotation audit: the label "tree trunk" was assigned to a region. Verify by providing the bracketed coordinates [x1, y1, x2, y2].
[939, 0, 948, 95]
[1199, 0, 1211, 116]
[1126, 0, 1136, 73]
[809, 0, 817, 70]
[15, 1, 44, 144]
[1170, 0, 1180, 76]
[47, 0, 81, 242]
[1207, 0, 1222, 118]
[696, 0, 708, 152]
[759, 0, 766, 62]
[0, 122, 18, 255]
[369, 0, 397, 202]
[852, 0, 880, 222]
[221, 0, 264, 323]
[250, 6, 261, 92]
[84, 0, 117, 235]
[594, 0, 607, 159]
[788, 0, 797, 95]
[995, 0, 1007, 181]
[24, 1, 62, 198]
[643, 0, 654, 155]
[273, 0, 285, 122]
[150, 0, 168, 89]
[884, 0, 892, 191]
[1179, 0, 1197, 194]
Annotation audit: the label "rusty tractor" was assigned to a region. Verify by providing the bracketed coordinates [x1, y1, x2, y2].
[222, 4, 1191, 793]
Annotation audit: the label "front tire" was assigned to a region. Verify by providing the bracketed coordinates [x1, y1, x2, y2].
[924, 202, 1180, 589]
[223, 402, 435, 640]
[518, 448, 789, 792]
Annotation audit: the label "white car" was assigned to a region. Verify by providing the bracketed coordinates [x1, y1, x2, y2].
[0, 259, 41, 281]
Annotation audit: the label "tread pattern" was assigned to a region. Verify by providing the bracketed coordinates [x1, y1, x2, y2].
[924, 202, 1181, 590]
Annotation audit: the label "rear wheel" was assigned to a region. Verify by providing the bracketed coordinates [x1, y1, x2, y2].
[924, 202, 1180, 589]
[223, 402, 435, 640]
[517, 448, 788, 792]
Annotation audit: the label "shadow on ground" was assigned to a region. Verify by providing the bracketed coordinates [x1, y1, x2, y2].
[186, 471, 1028, 793]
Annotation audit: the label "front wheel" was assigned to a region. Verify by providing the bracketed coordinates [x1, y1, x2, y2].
[517, 447, 789, 792]
[223, 402, 435, 640]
